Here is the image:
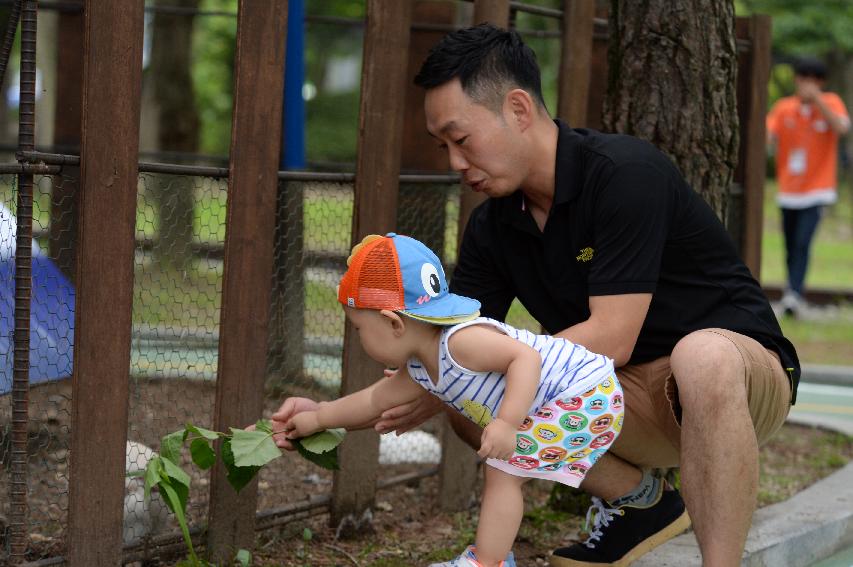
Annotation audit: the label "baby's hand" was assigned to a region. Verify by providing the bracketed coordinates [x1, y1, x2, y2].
[477, 418, 517, 461]
[285, 411, 322, 440]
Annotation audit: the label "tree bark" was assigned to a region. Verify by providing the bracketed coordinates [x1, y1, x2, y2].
[602, 0, 739, 220]
[149, 0, 201, 271]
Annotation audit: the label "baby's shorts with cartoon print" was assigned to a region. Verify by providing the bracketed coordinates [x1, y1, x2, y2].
[486, 374, 624, 487]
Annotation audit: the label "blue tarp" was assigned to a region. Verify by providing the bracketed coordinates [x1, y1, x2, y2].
[0, 203, 75, 395]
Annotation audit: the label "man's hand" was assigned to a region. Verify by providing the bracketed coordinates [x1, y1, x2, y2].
[797, 79, 821, 103]
[375, 380, 444, 435]
[270, 397, 320, 450]
[477, 418, 517, 460]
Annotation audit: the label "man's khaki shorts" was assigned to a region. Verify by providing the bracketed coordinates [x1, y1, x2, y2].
[608, 328, 792, 468]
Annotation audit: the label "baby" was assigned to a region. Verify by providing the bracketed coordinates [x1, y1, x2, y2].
[283, 233, 623, 567]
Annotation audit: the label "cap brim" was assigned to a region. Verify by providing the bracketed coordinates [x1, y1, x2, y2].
[400, 293, 481, 325]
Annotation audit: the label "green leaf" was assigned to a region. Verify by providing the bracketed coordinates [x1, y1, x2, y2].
[234, 548, 252, 567]
[190, 438, 216, 470]
[229, 427, 282, 468]
[126, 469, 145, 479]
[255, 419, 273, 434]
[144, 456, 163, 501]
[294, 439, 339, 470]
[161, 456, 192, 490]
[299, 428, 346, 454]
[221, 438, 261, 493]
[160, 429, 185, 465]
[159, 479, 198, 563]
[186, 423, 221, 441]
[302, 527, 313, 541]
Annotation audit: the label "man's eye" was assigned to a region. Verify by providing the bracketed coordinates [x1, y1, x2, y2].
[455, 136, 468, 145]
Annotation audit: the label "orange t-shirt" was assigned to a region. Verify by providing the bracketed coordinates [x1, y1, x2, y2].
[766, 92, 848, 208]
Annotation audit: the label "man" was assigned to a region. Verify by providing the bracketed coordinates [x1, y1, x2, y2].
[766, 58, 850, 317]
[274, 24, 799, 567]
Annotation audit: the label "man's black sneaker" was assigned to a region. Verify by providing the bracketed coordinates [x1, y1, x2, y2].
[550, 489, 691, 567]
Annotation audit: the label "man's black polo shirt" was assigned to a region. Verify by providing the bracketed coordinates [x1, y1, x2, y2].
[449, 120, 800, 400]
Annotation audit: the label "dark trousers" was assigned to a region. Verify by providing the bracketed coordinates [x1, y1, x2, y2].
[781, 205, 822, 295]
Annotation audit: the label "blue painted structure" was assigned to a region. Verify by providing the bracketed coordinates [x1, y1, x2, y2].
[281, 0, 305, 169]
[0, 204, 75, 395]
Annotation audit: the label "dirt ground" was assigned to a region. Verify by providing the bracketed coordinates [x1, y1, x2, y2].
[1, 378, 851, 566]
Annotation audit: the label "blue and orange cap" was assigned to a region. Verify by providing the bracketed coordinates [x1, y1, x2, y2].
[338, 233, 481, 325]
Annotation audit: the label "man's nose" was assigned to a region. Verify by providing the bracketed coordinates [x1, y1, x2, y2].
[447, 147, 469, 172]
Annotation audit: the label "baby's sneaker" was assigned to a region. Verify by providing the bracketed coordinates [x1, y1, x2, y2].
[428, 545, 516, 567]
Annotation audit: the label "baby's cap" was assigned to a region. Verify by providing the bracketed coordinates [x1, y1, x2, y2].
[338, 233, 481, 325]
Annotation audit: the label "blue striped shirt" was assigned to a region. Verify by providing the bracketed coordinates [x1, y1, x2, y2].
[407, 317, 613, 422]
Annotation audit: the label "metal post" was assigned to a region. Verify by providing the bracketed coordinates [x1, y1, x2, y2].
[9, 1, 36, 562]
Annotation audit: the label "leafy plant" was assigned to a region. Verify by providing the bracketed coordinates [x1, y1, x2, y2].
[135, 419, 345, 566]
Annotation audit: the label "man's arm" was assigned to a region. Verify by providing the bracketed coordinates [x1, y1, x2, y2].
[800, 84, 851, 135]
[553, 293, 652, 367]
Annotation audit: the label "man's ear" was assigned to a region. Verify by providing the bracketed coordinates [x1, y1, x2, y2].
[505, 88, 535, 132]
[379, 309, 406, 336]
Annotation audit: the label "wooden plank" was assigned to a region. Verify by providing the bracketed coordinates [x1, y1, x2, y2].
[456, 0, 511, 241]
[67, 1, 145, 564]
[49, 10, 84, 282]
[740, 15, 771, 279]
[206, 0, 288, 560]
[399, 1, 454, 257]
[557, 0, 595, 126]
[332, 0, 413, 532]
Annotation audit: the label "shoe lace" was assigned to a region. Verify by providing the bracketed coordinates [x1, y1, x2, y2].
[582, 497, 625, 549]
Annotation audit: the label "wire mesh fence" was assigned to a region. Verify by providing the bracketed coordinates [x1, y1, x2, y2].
[0, 166, 542, 562]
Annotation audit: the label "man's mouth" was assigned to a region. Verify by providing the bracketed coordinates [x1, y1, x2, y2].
[467, 179, 485, 192]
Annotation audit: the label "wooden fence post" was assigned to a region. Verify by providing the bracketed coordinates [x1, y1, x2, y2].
[206, 0, 288, 560]
[67, 0, 144, 564]
[332, 0, 413, 533]
[737, 15, 771, 279]
[436, 0, 511, 514]
[558, 0, 595, 127]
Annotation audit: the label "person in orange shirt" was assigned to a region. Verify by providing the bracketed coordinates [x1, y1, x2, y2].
[766, 58, 850, 316]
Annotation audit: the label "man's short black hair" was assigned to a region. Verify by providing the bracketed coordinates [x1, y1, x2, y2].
[793, 57, 827, 80]
[414, 23, 547, 112]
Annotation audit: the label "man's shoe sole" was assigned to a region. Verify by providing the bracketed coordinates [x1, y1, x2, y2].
[548, 510, 691, 567]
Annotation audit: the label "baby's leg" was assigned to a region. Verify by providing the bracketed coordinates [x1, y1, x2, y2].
[475, 465, 529, 566]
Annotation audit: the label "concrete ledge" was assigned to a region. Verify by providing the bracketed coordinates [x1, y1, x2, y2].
[801, 364, 853, 387]
[632, 457, 853, 566]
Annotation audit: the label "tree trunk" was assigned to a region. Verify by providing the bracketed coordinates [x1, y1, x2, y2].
[602, 0, 739, 220]
[149, 0, 201, 271]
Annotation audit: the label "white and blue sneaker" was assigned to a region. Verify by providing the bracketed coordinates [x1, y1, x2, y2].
[428, 545, 516, 567]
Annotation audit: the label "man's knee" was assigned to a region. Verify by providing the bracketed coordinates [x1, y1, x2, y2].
[670, 330, 747, 410]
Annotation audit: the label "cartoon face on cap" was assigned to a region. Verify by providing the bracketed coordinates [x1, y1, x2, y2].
[533, 424, 564, 444]
[519, 416, 534, 431]
[611, 394, 624, 410]
[586, 396, 608, 414]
